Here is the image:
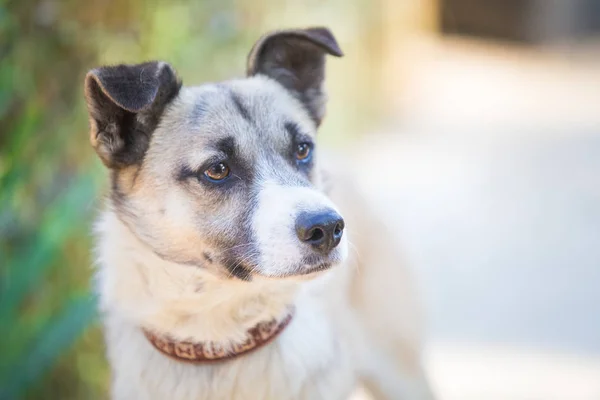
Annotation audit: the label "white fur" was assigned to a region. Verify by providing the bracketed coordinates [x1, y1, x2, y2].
[97, 209, 358, 400]
[96, 196, 435, 400]
[252, 181, 348, 276]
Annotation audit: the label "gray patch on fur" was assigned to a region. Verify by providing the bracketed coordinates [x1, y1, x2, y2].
[229, 91, 252, 123]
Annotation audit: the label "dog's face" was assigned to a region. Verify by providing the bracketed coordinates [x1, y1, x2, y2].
[85, 28, 348, 280]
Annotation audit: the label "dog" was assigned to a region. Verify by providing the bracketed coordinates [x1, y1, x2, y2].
[85, 27, 434, 400]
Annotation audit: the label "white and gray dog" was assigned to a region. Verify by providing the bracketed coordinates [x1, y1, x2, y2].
[85, 27, 434, 400]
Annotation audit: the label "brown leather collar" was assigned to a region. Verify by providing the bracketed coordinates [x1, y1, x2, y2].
[143, 307, 295, 363]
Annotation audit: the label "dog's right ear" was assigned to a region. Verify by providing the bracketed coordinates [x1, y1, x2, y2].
[84, 61, 181, 169]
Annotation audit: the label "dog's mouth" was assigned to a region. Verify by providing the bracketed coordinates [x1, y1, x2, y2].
[298, 262, 332, 275]
[234, 259, 339, 281]
[222, 244, 346, 281]
[295, 253, 338, 276]
[258, 261, 334, 280]
[269, 254, 342, 279]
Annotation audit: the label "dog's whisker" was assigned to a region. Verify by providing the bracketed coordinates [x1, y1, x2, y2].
[207, 242, 259, 258]
[348, 240, 361, 260]
[347, 241, 363, 278]
[226, 251, 259, 280]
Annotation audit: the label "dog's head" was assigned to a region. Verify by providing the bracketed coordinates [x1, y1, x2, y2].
[85, 28, 347, 281]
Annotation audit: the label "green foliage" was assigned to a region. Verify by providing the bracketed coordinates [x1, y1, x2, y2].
[1, 0, 104, 397]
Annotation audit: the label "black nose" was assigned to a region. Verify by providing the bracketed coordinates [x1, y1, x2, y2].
[295, 210, 345, 254]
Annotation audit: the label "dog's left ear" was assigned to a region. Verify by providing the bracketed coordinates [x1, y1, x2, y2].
[247, 27, 343, 127]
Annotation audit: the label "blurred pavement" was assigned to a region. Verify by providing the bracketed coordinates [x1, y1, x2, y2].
[350, 38, 600, 399]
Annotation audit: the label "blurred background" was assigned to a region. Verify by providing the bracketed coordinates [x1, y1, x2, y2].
[1, 0, 599, 399]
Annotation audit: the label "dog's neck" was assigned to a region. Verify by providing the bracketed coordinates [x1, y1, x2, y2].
[95, 210, 305, 344]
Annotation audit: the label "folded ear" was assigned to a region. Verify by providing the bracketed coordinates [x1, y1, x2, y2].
[246, 27, 343, 127]
[84, 61, 181, 168]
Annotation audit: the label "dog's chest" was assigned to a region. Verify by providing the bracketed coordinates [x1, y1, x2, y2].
[107, 296, 356, 400]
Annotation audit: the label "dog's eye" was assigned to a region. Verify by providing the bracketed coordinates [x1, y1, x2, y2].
[295, 143, 312, 161]
[204, 162, 230, 181]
